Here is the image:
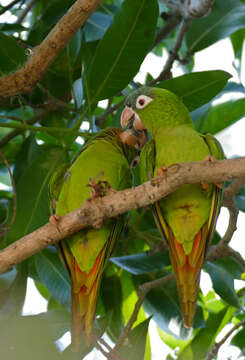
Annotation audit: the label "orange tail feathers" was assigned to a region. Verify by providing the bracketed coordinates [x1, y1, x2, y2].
[71, 252, 104, 351]
[169, 230, 205, 328]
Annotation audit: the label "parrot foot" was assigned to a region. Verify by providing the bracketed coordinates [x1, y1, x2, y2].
[49, 214, 61, 224]
[120, 128, 147, 150]
[151, 165, 167, 186]
[157, 165, 167, 176]
[201, 156, 222, 190]
[49, 214, 61, 233]
[88, 178, 114, 198]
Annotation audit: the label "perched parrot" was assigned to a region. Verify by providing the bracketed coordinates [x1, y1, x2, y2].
[120, 86, 224, 327]
[49, 128, 143, 351]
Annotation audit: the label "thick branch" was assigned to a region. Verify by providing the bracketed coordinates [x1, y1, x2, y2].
[0, 157, 245, 274]
[0, 0, 103, 98]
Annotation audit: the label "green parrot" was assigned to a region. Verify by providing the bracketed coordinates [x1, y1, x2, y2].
[120, 86, 224, 327]
[49, 128, 141, 351]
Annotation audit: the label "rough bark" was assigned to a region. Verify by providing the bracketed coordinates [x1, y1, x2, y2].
[0, 157, 244, 274]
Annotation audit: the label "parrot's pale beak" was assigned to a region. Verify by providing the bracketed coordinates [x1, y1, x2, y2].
[120, 106, 146, 131]
[120, 106, 135, 129]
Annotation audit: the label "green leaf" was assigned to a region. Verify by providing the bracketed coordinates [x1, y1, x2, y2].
[178, 306, 234, 360]
[6, 146, 68, 244]
[231, 326, 245, 351]
[84, 12, 113, 42]
[204, 261, 242, 309]
[86, 0, 159, 102]
[111, 251, 170, 275]
[0, 267, 17, 292]
[186, 0, 245, 52]
[142, 275, 183, 336]
[235, 195, 245, 213]
[0, 33, 27, 75]
[0, 313, 61, 360]
[231, 28, 245, 60]
[13, 135, 42, 184]
[35, 247, 70, 308]
[213, 257, 244, 280]
[194, 98, 245, 134]
[0, 263, 28, 319]
[158, 71, 231, 112]
[118, 318, 151, 360]
[101, 274, 123, 341]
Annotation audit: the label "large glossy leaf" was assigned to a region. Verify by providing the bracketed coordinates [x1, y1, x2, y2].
[158, 71, 231, 111]
[6, 146, 68, 244]
[111, 251, 170, 275]
[84, 12, 113, 42]
[86, 0, 158, 102]
[0, 33, 27, 75]
[231, 28, 245, 60]
[235, 195, 245, 213]
[194, 98, 245, 134]
[231, 326, 245, 351]
[186, 0, 245, 52]
[204, 261, 242, 309]
[0, 267, 17, 292]
[0, 313, 61, 360]
[142, 275, 183, 336]
[118, 318, 151, 360]
[0, 263, 28, 319]
[35, 247, 70, 308]
[101, 273, 123, 341]
[178, 306, 235, 360]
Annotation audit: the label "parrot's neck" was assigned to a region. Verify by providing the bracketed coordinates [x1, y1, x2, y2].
[145, 114, 194, 138]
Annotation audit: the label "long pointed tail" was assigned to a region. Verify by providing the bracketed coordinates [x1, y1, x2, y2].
[169, 229, 206, 327]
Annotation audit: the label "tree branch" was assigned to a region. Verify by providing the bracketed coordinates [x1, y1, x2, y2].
[150, 18, 191, 84]
[206, 319, 245, 360]
[0, 157, 245, 274]
[0, 0, 103, 98]
[0, 0, 21, 15]
[110, 274, 174, 357]
[16, 0, 37, 24]
[150, 12, 181, 51]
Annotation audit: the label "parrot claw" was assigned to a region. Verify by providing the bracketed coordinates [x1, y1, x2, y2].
[204, 155, 216, 162]
[157, 165, 167, 176]
[49, 214, 61, 224]
[88, 178, 114, 198]
[201, 156, 222, 190]
[49, 214, 61, 233]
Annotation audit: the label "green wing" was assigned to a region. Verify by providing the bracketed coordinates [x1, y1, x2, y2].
[50, 128, 135, 350]
[202, 133, 225, 248]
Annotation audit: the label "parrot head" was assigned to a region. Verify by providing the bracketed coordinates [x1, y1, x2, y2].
[121, 86, 192, 136]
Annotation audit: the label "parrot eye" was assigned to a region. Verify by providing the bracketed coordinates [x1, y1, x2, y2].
[136, 95, 153, 109]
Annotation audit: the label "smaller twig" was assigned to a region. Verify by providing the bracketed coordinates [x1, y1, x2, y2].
[0, 120, 90, 138]
[95, 100, 124, 127]
[206, 319, 245, 360]
[0, 0, 21, 15]
[16, 0, 37, 24]
[0, 115, 23, 122]
[225, 246, 245, 271]
[110, 274, 174, 356]
[223, 178, 245, 206]
[93, 335, 125, 360]
[0, 149, 17, 238]
[150, 18, 191, 85]
[0, 110, 44, 148]
[151, 12, 181, 50]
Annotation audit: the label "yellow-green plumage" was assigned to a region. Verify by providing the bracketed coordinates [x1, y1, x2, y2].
[49, 128, 137, 350]
[122, 87, 224, 327]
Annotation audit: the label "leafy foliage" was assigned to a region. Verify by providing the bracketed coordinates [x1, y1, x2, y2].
[0, 0, 245, 359]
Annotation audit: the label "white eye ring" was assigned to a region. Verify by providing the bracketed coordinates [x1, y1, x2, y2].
[136, 95, 153, 109]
